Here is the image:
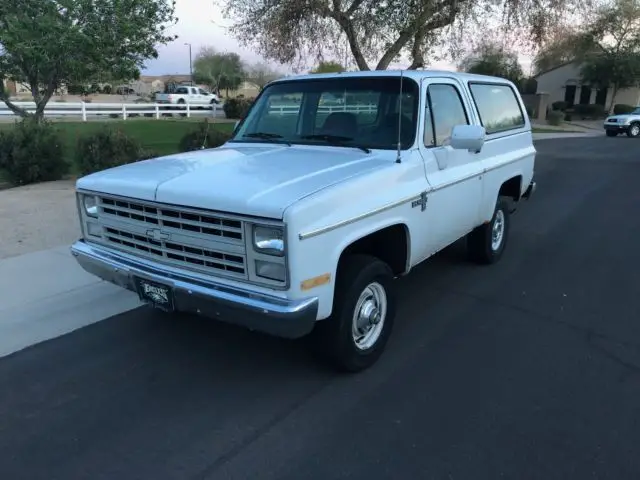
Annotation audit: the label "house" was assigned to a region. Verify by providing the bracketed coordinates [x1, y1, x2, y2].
[535, 61, 640, 108]
[1, 79, 68, 97]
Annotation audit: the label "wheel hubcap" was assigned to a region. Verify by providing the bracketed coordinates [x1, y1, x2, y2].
[632, 125, 639, 136]
[491, 209, 505, 251]
[352, 282, 387, 350]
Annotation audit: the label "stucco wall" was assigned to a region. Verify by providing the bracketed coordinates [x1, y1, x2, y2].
[536, 62, 640, 108]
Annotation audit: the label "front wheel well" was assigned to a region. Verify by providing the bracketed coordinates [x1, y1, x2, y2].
[339, 224, 409, 277]
[499, 175, 523, 202]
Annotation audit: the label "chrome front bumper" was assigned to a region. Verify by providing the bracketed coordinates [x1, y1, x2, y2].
[70, 240, 319, 339]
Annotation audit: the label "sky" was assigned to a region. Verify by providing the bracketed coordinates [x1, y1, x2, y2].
[142, 0, 531, 76]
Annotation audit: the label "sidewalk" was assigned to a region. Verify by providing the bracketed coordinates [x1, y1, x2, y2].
[0, 180, 141, 358]
[0, 245, 141, 358]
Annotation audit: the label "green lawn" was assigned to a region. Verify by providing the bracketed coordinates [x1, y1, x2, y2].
[0, 119, 235, 185]
[0, 118, 235, 158]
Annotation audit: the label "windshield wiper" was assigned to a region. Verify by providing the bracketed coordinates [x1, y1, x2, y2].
[301, 134, 371, 153]
[242, 132, 291, 145]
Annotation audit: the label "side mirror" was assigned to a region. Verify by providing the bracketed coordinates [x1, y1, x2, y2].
[450, 124, 486, 153]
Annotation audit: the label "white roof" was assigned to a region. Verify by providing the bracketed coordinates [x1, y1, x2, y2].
[272, 68, 514, 85]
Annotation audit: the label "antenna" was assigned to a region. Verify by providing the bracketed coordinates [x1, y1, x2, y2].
[395, 70, 403, 164]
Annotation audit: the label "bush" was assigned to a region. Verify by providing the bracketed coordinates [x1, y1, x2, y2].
[223, 97, 254, 119]
[525, 104, 534, 117]
[0, 120, 67, 186]
[547, 110, 564, 126]
[564, 112, 573, 121]
[572, 103, 606, 118]
[178, 120, 232, 152]
[552, 101, 568, 111]
[613, 104, 635, 115]
[75, 129, 152, 176]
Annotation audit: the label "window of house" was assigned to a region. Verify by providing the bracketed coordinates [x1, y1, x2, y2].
[468, 83, 525, 134]
[424, 83, 469, 147]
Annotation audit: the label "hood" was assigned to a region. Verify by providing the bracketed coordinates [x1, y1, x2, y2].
[606, 114, 636, 122]
[76, 143, 390, 219]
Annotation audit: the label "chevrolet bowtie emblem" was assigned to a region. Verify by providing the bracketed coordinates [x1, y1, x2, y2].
[146, 228, 171, 241]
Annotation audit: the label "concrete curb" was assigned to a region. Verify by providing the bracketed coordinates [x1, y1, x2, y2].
[533, 132, 602, 141]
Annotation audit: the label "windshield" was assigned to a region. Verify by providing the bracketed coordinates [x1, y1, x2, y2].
[632, 108, 640, 115]
[231, 76, 419, 151]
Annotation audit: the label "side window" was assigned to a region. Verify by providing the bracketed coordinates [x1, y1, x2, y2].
[424, 83, 469, 147]
[468, 83, 525, 134]
[198, 88, 209, 95]
[175, 87, 188, 94]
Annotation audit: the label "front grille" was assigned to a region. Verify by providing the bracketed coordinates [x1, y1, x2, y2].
[100, 197, 244, 242]
[103, 227, 245, 275]
[95, 195, 247, 279]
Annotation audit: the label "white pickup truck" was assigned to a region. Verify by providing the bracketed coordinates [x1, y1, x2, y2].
[155, 85, 220, 108]
[71, 70, 536, 372]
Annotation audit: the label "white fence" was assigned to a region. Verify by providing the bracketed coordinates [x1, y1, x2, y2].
[0, 101, 377, 121]
[0, 101, 223, 121]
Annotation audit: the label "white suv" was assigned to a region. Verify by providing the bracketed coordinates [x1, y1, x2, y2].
[604, 107, 640, 137]
[71, 70, 537, 372]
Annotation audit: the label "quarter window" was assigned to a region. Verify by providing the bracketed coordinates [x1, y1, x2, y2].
[424, 83, 469, 147]
[468, 83, 525, 134]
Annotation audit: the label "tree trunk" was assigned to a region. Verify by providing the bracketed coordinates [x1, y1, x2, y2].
[0, 78, 31, 118]
[607, 84, 619, 115]
[0, 97, 31, 119]
[331, 12, 370, 70]
[33, 82, 57, 121]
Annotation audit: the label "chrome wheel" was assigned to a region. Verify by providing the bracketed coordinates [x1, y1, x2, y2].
[352, 282, 387, 351]
[491, 209, 505, 251]
[631, 124, 640, 137]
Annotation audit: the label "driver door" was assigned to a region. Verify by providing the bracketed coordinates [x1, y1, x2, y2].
[418, 78, 484, 256]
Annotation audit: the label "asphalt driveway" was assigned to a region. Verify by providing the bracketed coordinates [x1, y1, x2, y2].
[1, 135, 639, 480]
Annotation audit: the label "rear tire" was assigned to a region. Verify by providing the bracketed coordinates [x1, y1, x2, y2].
[311, 254, 396, 373]
[467, 196, 511, 265]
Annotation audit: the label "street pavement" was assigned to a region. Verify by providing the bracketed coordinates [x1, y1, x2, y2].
[1, 135, 640, 479]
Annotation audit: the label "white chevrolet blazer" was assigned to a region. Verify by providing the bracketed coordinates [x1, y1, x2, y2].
[71, 70, 537, 372]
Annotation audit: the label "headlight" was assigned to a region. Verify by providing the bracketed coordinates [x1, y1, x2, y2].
[253, 225, 284, 256]
[82, 194, 98, 217]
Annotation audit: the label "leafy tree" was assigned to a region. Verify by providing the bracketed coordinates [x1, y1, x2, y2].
[311, 61, 345, 74]
[577, 0, 640, 113]
[458, 42, 524, 85]
[0, 0, 177, 120]
[219, 0, 584, 71]
[246, 62, 283, 90]
[193, 48, 246, 97]
[532, 27, 590, 75]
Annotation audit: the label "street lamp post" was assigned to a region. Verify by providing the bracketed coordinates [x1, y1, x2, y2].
[185, 42, 193, 85]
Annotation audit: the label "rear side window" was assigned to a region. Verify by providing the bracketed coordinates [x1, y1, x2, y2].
[468, 83, 525, 134]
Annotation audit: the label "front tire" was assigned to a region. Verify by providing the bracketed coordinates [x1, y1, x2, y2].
[467, 196, 511, 264]
[606, 130, 618, 137]
[627, 123, 640, 138]
[312, 254, 396, 373]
